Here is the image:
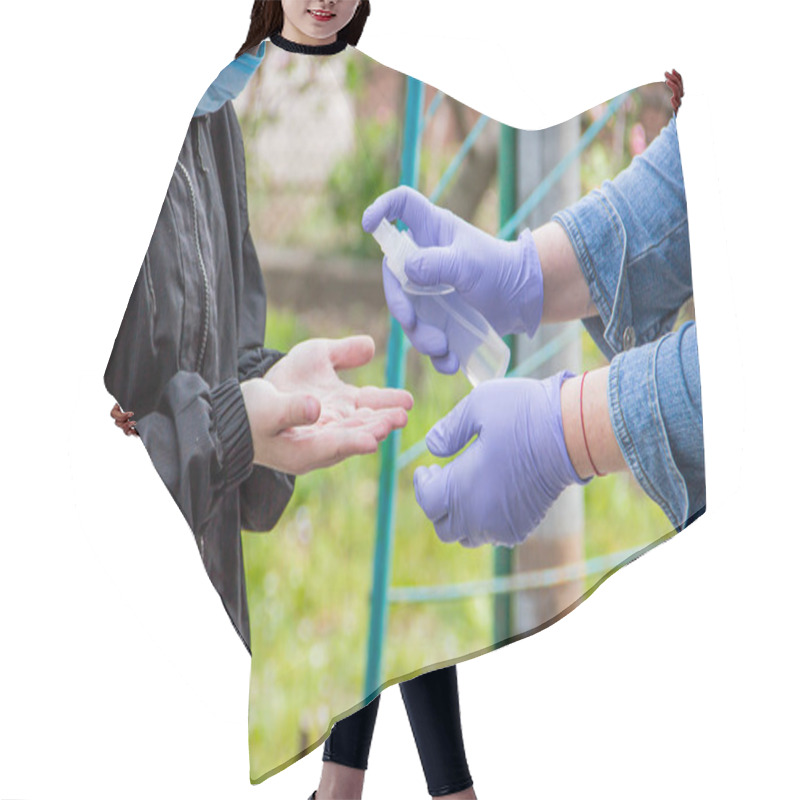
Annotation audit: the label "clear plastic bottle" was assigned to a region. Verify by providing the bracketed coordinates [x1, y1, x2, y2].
[372, 219, 510, 386]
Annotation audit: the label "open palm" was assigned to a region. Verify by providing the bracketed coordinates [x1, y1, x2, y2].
[245, 335, 413, 475]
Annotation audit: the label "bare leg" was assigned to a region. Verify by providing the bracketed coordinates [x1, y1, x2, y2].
[315, 667, 477, 799]
[315, 695, 381, 800]
[315, 762, 366, 800]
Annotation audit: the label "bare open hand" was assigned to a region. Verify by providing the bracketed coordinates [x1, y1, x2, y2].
[242, 335, 413, 475]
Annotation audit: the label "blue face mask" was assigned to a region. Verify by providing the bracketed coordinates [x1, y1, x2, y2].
[194, 40, 267, 117]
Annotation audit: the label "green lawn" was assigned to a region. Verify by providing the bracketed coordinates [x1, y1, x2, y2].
[244, 310, 673, 778]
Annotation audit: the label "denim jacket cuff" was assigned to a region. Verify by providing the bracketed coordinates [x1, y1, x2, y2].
[608, 340, 690, 530]
[553, 194, 634, 360]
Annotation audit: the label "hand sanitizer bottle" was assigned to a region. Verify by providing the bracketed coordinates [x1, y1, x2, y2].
[372, 218, 510, 386]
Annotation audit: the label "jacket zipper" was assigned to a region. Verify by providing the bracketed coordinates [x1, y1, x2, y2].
[178, 159, 251, 653]
[179, 130, 251, 655]
[176, 158, 211, 373]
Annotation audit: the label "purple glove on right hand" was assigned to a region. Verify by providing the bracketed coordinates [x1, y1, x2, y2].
[413, 373, 588, 548]
[363, 186, 544, 374]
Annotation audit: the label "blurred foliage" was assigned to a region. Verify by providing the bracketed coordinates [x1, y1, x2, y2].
[243, 78, 682, 774]
[325, 116, 401, 257]
[245, 309, 490, 771]
[580, 89, 672, 194]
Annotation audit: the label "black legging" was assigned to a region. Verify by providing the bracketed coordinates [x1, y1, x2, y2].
[323, 665, 473, 797]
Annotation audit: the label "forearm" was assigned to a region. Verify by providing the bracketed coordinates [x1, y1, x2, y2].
[560, 324, 705, 529]
[548, 119, 691, 359]
[533, 221, 597, 324]
[560, 366, 626, 480]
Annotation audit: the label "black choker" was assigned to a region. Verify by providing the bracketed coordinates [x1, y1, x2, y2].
[270, 33, 348, 55]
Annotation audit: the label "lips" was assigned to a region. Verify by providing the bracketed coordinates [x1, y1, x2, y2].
[307, 9, 335, 21]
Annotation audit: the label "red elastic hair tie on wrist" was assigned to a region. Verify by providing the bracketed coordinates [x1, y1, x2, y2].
[580, 371, 605, 477]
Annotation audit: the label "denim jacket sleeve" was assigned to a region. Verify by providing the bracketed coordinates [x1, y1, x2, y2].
[552, 117, 692, 359]
[552, 118, 704, 529]
[608, 322, 705, 529]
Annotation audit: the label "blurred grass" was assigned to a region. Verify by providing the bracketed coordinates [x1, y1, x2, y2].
[242, 82, 678, 775]
[244, 309, 493, 771]
[244, 311, 671, 775]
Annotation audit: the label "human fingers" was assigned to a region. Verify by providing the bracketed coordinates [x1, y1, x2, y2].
[326, 335, 376, 371]
[111, 403, 137, 434]
[353, 407, 409, 440]
[354, 385, 414, 411]
[292, 405, 408, 437]
[362, 186, 441, 242]
[665, 69, 683, 113]
[281, 426, 381, 473]
[267, 389, 321, 434]
[321, 407, 408, 439]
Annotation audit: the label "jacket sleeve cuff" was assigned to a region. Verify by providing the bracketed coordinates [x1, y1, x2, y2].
[607, 338, 690, 531]
[238, 347, 286, 382]
[209, 377, 254, 490]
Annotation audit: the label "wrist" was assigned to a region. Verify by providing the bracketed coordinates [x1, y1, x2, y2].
[559, 374, 596, 481]
[534, 221, 596, 323]
[516, 229, 544, 337]
[560, 367, 626, 479]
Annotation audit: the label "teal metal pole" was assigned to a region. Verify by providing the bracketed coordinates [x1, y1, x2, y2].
[493, 123, 516, 646]
[364, 77, 426, 702]
[429, 115, 490, 203]
[498, 92, 628, 240]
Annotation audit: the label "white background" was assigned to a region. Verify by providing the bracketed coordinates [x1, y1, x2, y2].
[1, 1, 797, 798]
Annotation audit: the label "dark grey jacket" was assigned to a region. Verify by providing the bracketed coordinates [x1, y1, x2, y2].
[104, 101, 294, 650]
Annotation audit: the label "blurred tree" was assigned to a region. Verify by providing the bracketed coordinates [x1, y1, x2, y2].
[440, 97, 500, 223]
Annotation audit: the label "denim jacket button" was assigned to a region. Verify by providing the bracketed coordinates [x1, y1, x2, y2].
[623, 326, 636, 350]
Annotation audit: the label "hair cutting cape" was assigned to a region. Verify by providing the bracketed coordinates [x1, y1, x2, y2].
[107, 39, 704, 783]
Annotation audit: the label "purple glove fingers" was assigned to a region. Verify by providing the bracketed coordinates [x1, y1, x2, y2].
[414, 464, 457, 535]
[430, 352, 460, 374]
[417, 376, 585, 547]
[363, 186, 451, 247]
[382, 262, 416, 329]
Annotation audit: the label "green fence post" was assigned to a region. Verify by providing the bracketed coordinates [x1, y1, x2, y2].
[493, 123, 517, 646]
[364, 77, 426, 702]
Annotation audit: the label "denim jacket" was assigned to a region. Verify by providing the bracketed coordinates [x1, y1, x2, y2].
[552, 118, 704, 530]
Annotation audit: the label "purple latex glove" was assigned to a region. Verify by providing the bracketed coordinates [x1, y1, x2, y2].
[363, 186, 543, 374]
[413, 373, 589, 548]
